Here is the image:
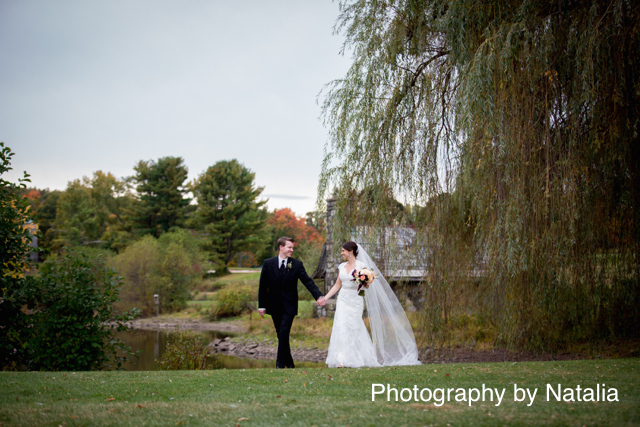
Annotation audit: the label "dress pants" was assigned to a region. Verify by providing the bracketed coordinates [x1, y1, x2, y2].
[271, 312, 295, 368]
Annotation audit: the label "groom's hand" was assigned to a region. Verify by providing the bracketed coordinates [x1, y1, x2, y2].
[259, 309, 266, 318]
[317, 296, 326, 306]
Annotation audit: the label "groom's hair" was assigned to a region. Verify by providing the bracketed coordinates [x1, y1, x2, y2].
[277, 236, 294, 249]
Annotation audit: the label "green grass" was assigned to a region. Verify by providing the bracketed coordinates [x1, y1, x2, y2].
[215, 272, 261, 285]
[1, 359, 638, 426]
[185, 300, 215, 310]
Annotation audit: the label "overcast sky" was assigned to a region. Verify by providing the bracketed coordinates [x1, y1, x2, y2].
[0, 0, 350, 216]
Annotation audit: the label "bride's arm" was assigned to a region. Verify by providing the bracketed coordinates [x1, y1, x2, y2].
[323, 276, 342, 300]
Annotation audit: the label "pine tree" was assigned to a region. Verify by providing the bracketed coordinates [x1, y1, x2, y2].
[130, 157, 192, 237]
[191, 159, 268, 271]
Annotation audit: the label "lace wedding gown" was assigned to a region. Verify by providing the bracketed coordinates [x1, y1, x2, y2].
[326, 260, 381, 368]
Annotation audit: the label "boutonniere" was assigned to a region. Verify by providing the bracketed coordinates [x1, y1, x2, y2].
[287, 262, 292, 270]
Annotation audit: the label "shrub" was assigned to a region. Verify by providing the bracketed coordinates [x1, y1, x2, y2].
[209, 285, 254, 320]
[112, 228, 211, 315]
[1, 145, 138, 371]
[0, 142, 38, 369]
[5, 250, 140, 371]
[111, 235, 159, 316]
[157, 329, 218, 370]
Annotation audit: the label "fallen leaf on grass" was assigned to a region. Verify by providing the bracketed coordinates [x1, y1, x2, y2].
[238, 417, 249, 421]
[276, 395, 281, 398]
[137, 404, 145, 409]
[106, 398, 115, 401]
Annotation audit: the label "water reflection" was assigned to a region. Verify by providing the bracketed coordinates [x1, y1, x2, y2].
[115, 329, 230, 371]
[115, 329, 324, 370]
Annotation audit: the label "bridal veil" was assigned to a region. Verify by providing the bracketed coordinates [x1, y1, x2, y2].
[357, 244, 421, 366]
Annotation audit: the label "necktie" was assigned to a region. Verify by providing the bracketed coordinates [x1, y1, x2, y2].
[280, 260, 285, 274]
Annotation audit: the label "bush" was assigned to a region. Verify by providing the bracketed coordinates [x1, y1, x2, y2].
[112, 228, 211, 315]
[111, 235, 159, 316]
[0, 142, 38, 369]
[157, 329, 218, 370]
[209, 285, 254, 320]
[4, 250, 140, 371]
[0, 145, 138, 371]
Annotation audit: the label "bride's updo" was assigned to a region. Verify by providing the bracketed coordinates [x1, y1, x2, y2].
[342, 241, 358, 258]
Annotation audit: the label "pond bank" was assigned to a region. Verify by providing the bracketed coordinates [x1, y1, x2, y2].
[208, 337, 327, 363]
[127, 319, 328, 363]
[127, 319, 245, 333]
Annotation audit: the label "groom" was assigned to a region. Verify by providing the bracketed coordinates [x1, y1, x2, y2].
[258, 236, 326, 368]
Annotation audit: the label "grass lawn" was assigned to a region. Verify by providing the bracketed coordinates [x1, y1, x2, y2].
[1, 359, 638, 426]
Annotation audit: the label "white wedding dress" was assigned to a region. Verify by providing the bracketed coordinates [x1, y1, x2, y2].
[326, 260, 380, 368]
[326, 245, 421, 368]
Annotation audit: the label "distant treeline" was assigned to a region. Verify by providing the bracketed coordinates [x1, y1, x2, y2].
[19, 157, 325, 315]
[22, 156, 325, 268]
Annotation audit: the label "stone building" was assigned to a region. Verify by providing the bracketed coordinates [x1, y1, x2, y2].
[311, 197, 427, 316]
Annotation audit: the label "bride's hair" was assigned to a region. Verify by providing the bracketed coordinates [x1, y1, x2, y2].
[342, 241, 358, 258]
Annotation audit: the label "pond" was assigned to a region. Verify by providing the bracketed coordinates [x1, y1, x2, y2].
[114, 329, 324, 371]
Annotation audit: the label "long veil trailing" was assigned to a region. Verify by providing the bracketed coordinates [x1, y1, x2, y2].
[358, 244, 421, 366]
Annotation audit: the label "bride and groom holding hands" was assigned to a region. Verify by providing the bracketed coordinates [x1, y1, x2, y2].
[258, 236, 421, 369]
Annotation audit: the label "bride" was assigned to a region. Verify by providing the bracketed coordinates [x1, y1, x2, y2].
[324, 241, 421, 368]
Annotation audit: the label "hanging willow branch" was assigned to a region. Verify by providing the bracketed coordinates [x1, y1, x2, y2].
[319, 0, 640, 351]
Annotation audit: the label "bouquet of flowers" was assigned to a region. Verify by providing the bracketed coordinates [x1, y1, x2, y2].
[351, 267, 375, 296]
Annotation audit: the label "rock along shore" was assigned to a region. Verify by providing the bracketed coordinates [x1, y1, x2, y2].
[208, 337, 328, 363]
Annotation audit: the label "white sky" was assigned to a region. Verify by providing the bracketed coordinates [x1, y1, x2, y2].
[0, 0, 350, 216]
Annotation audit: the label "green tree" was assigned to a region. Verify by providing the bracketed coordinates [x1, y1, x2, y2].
[21, 188, 61, 255]
[191, 160, 268, 271]
[130, 157, 192, 237]
[112, 228, 209, 315]
[25, 251, 140, 371]
[320, 0, 640, 350]
[53, 171, 131, 250]
[0, 142, 36, 369]
[1, 145, 139, 371]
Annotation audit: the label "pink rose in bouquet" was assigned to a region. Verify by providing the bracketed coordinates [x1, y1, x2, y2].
[350, 267, 375, 296]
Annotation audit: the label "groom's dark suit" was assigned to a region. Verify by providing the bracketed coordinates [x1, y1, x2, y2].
[258, 256, 323, 368]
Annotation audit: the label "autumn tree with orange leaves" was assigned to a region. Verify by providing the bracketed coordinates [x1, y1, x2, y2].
[256, 208, 325, 272]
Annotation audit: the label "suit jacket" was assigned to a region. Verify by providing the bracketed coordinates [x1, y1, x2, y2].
[258, 256, 323, 316]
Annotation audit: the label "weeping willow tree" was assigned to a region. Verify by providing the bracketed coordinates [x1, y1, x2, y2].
[319, 0, 640, 350]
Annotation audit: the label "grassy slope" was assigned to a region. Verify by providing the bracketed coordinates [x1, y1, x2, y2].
[1, 359, 638, 426]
